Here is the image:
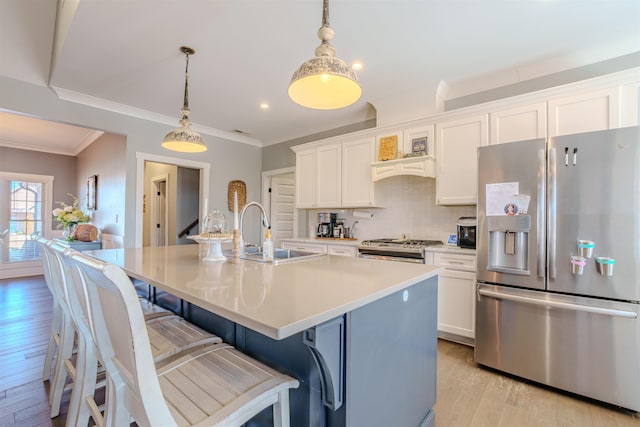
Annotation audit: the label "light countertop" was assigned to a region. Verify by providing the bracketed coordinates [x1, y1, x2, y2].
[86, 245, 442, 340]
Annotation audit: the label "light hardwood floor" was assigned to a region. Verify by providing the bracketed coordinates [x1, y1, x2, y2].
[434, 339, 639, 426]
[1, 275, 638, 427]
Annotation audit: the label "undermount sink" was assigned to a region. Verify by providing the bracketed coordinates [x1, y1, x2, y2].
[228, 247, 325, 264]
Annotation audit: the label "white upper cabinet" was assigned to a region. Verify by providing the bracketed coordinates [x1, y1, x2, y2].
[294, 70, 639, 209]
[435, 113, 488, 205]
[548, 87, 620, 137]
[490, 102, 547, 144]
[403, 125, 435, 157]
[371, 125, 436, 181]
[316, 143, 342, 207]
[293, 138, 379, 208]
[295, 148, 316, 208]
[342, 137, 378, 207]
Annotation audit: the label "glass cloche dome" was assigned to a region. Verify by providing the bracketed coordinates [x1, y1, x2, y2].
[201, 209, 230, 237]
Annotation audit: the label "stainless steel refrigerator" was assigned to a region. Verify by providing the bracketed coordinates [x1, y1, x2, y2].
[475, 126, 640, 412]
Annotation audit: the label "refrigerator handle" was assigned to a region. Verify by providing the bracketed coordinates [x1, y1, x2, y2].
[537, 148, 546, 278]
[548, 147, 557, 279]
[478, 288, 638, 319]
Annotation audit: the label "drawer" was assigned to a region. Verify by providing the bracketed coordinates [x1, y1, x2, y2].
[433, 252, 476, 272]
[281, 241, 327, 254]
[328, 245, 357, 257]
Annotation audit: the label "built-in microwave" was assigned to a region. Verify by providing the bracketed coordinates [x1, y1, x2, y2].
[456, 217, 476, 249]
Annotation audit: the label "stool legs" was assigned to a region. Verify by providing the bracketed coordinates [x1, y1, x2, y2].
[49, 316, 74, 417]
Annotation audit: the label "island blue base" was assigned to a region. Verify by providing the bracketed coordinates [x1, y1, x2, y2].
[183, 275, 438, 427]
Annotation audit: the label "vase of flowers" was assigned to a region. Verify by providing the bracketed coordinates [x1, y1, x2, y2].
[52, 193, 90, 241]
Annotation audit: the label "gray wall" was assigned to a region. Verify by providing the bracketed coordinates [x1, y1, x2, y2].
[445, 52, 640, 111]
[0, 146, 76, 231]
[176, 167, 200, 245]
[0, 75, 262, 247]
[262, 119, 377, 171]
[76, 132, 126, 236]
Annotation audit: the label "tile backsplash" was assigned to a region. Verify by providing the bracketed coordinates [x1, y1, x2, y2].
[307, 175, 476, 243]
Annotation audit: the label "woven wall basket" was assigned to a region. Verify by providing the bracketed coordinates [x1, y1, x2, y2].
[227, 180, 246, 212]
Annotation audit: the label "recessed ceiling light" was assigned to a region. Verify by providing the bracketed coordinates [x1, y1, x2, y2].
[259, 103, 270, 110]
[352, 62, 363, 70]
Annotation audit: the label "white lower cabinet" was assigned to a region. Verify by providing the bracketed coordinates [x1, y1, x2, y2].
[328, 244, 357, 257]
[281, 241, 327, 254]
[432, 251, 476, 345]
[280, 240, 358, 257]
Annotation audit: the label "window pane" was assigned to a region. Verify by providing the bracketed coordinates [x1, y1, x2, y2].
[1, 180, 42, 262]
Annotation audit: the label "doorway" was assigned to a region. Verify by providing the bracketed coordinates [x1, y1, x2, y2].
[262, 167, 296, 247]
[136, 152, 210, 248]
[0, 172, 53, 279]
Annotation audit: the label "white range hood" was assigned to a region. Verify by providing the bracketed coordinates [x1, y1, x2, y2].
[371, 155, 436, 181]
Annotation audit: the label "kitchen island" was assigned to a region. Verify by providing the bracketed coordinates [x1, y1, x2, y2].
[86, 245, 442, 427]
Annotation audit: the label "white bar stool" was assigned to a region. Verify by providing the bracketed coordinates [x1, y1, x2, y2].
[69, 249, 300, 427]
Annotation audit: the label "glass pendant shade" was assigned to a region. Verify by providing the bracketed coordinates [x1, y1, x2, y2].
[288, 0, 361, 110]
[162, 46, 207, 153]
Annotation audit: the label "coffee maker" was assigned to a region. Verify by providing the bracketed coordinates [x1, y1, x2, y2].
[317, 213, 337, 238]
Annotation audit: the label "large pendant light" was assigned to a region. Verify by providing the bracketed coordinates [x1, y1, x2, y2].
[288, 0, 361, 110]
[162, 46, 207, 153]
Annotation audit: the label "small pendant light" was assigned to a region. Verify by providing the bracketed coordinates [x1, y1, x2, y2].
[162, 46, 207, 153]
[288, 0, 361, 110]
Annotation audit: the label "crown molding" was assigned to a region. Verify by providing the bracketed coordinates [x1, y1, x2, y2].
[72, 129, 104, 156]
[50, 86, 263, 147]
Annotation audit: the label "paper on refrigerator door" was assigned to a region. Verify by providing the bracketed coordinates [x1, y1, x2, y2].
[511, 194, 531, 214]
[485, 182, 530, 216]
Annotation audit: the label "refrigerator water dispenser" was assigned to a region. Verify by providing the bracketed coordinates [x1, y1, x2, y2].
[487, 215, 531, 275]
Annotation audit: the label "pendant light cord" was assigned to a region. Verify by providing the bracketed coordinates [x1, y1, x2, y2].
[182, 51, 191, 118]
[322, 0, 329, 28]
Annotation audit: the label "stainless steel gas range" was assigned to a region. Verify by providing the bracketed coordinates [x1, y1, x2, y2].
[358, 239, 443, 263]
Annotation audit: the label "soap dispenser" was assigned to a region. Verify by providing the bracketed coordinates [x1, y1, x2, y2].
[263, 227, 274, 260]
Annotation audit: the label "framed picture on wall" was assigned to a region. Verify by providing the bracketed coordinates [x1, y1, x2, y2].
[411, 137, 427, 155]
[87, 175, 97, 210]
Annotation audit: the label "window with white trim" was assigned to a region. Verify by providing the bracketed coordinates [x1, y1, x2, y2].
[0, 172, 53, 266]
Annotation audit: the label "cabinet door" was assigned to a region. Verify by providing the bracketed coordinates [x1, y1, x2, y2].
[435, 114, 488, 205]
[316, 144, 342, 208]
[490, 102, 547, 144]
[437, 269, 476, 340]
[403, 124, 434, 157]
[342, 137, 376, 207]
[295, 149, 316, 208]
[548, 87, 620, 137]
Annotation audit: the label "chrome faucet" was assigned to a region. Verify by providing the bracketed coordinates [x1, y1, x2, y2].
[239, 201, 270, 254]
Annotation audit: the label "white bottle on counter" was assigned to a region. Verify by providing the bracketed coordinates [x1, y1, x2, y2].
[263, 227, 274, 260]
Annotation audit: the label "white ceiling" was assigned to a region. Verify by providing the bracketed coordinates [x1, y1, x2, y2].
[1, 0, 639, 155]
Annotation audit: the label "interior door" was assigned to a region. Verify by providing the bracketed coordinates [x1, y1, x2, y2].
[269, 174, 295, 246]
[151, 176, 168, 247]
